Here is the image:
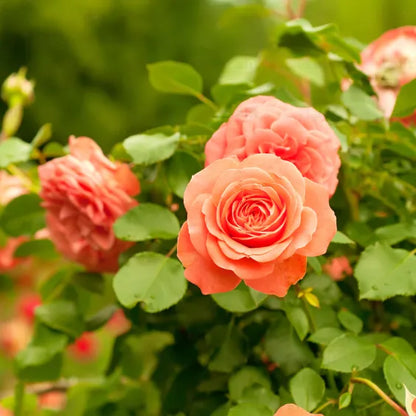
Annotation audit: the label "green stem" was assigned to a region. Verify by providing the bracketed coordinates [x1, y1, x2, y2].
[313, 399, 336, 413]
[14, 380, 25, 416]
[194, 93, 218, 111]
[350, 377, 407, 416]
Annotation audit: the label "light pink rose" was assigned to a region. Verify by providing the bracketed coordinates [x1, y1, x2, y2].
[177, 154, 336, 296]
[323, 255, 353, 281]
[39, 136, 140, 273]
[205, 96, 341, 196]
[274, 404, 322, 416]
[0, 170, 28, 206]
[359, 26, 416, 123]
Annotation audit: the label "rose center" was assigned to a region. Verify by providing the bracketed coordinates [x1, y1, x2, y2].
[224, 189, 286, 248]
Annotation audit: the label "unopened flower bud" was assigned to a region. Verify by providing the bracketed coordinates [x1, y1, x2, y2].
[2, 68, 34, 107]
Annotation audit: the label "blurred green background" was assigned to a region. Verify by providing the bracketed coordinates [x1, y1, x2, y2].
[0, 0, 415, 151]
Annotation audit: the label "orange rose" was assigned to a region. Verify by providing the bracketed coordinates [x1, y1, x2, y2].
[274, 404, 322, 416]
[177, 154, 336, 296]
[360, 26, 416, 123]
[38, 136, 140, 272]
[205, 96, 340, 196]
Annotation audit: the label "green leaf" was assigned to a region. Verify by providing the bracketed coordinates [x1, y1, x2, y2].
[331, 231, 355, 245]
[71, 271, 105, 294]
[212, 282, 267, 312]
[0, 193, 45, 236]
[341, 86, 383, 121]
[228, 366, 271, 402]
[392, 79, 416, 117]
[338, 309, 363, 334]
[15, 350, 63, 382]
[265, 317, 314, 375]
[113, 252, 187, 312]
[123, 132, 180, 165]
[209, 324, 247, 373]
[284, 303, 310, 341]
[227, 403, 272, 416]
[355, 243, 416, 300]
[286, 57, 325, 86]
[85, 304, 119, 331]
[375, 222, 416, 245]
[289, 368, 325, 411]
[114, 203, 179, 241]
[166, 151, 202, 198]
[339, 392, 352, 409]
[147, 61, 203, 96]
[322, 334, 376, 373]
[0, 137, 32, 167]
[14, 239, 58, 259]
[218, 56, 259, 85]
[278, 19, 360, 62]
[31, 123, 52, 148]
[308, 327, 345, 345]
[238, 385, 280, 412]
[381, 337, 416, 405]
[35, 299, 85, 338]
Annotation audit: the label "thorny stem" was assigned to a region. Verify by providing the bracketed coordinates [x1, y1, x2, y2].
[350, 377, 407, 416]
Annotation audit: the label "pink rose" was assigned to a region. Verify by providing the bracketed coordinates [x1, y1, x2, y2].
[359, 26, 416, 123]
[177, 154, 336, 296]
[0, 170, 28, 206]
[323, 255, 353, 281]
[205, 96, 341, 196]
[274, 404, 322, 416]
[39, 136, 140, 273]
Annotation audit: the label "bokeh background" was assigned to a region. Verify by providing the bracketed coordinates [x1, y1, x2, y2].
[0, 0, 415, 151]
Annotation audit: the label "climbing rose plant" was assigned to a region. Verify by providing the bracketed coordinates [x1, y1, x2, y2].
[1, 15, 416, 416]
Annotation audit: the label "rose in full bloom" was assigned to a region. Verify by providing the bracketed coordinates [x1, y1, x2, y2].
[177, 154, 336, 296]
[205, 96, 341, 196]
[323, 255, 353, 281]
[274, 404, 322, 416]
[39, 136, 140, 272]
[359, 26, 416, 123]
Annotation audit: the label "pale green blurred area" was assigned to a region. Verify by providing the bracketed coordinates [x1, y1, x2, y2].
[0, 0, 415, 151]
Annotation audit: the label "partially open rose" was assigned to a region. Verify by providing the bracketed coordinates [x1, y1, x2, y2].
[177, 154, 336, 296]
[359, 26, 416, 123]
[39, 136, 140, 272]
[205, 96, 340, 196]
[274, 404, 322, 416]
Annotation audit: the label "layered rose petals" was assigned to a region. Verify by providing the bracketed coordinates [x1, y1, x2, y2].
[177, 154, 336, 296]
[38, 136, 140, 272]
[205, 96, 341, 196]
[359, 26, 416, 122]
[274, 404, 322, 416]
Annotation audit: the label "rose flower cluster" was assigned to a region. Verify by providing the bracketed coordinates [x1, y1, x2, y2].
[39, 136, 140, 273]
[178, 95, 339, 296]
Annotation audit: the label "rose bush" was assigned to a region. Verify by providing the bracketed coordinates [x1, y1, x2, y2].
[38, 136, 140, 272]
[178, 154, 336, 295]
[205, 96, 341, 196]
[1, 13, 416, 416]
